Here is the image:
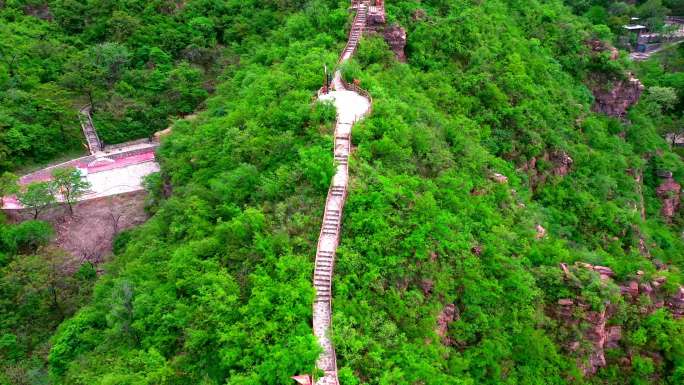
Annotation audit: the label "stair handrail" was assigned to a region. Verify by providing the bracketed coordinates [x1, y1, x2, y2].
[337, 3, 368, 64]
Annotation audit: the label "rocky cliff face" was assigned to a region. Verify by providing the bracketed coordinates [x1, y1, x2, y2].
[656, 177, 681, 220]
[436, 303, 458, 346]
[521, 150, 574, 188]
[383, 24, 407, 62]
[591, 74, 644, 118]
[554, 262, 684, 376]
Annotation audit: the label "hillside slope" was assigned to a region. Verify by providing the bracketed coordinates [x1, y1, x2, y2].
[9, 0, 683, 384]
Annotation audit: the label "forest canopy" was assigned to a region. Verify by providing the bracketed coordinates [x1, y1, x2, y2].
[1, 0, 684, 384]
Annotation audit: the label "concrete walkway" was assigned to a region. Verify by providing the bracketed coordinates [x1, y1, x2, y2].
[311, 2, 372, 385]
[2, 145, 159, 210]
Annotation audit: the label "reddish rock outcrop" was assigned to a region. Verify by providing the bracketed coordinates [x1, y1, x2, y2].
[656, 177, 681, 220]
[554, 262, 684, 376]
[554, 295, 616, 376]
[24, 3, 53, 20]
[383, 24, 407, 62]
[583, 309, 608, 375]
[606, 326, 622, 349]
[591, 73, 644, 118]
[588, 39, 619, 60]
[436, 304, 459, 345]
[550, 151, 574, 176]
[367, 1, 387, 31]
[490, 173, 508, 184]
[521, 150, 573, 189]
[420, 279, 434, 296]
[667, 287, 684, 318]
[412, 8, 427, 21]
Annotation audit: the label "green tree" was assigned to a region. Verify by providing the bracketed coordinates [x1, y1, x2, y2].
[18, 182, 55, 219]
[51, 167, 90, 215]
[0, 172, 18, 207]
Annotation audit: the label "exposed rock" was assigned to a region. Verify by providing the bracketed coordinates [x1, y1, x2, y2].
[490, 173, 508, 184]
[412, 8, 427, 21]
[581, 310, 606, 376]
[471, 245, 482, 256]
[521, 151, 573, 189]
[535, 224, 547, 239]
[436, 304, 459, 345]
[576, 262, 614, 280]
[620, 281, 639, 298]
[24, 3, 52, 20]
[593, 265, 614, 281]
[587, 39, 619, 60]
[605, 326, 622, 349]
[420, 279, 434, 296]
[550, 151, 573, 176]
[652, 276, 666, 288]
[591, 73, 644, 118]
[383, 24, 407, 62]
[583, 309, 608, 376]
[656, 177, 681, 220]
[667, 287, 684, 318]
[366, 1, 386, 30]
[560, 263, 571, 277]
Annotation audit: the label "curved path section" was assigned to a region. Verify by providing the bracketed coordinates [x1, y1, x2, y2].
[312, 2, 371, 385]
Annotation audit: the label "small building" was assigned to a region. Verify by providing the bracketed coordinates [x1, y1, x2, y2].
[624, 24, 647, 36]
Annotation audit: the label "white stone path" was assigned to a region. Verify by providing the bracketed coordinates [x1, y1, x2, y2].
[311, 2, 371, 385]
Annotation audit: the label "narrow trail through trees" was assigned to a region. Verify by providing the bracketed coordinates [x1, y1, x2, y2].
[312, 2, 372, 384]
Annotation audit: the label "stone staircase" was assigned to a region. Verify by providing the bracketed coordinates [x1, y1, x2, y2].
[312, 2, 372, 385]
[339, 2, 368, 63]
[79, 105, 102, 154]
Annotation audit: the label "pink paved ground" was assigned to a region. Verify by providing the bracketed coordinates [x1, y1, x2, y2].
[3, 149, 158, 209]
[88, 151, 156, 173]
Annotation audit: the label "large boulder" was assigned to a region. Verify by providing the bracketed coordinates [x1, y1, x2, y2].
[591, 73, 644, 118]
[383, 24, 407, 62]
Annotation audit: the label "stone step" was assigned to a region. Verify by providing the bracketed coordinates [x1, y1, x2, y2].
[318, 250, 334, 256]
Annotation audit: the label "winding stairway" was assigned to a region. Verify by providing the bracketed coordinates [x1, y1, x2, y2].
[78, 105, 102, 154]
[312, 2, 372, 385]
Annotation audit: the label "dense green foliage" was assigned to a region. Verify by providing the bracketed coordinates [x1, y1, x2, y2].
[0, 217, 97, 385]
[2, 0, 684, 384]
[0, 0, 241, 170]
[565, 0, 679, 32]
